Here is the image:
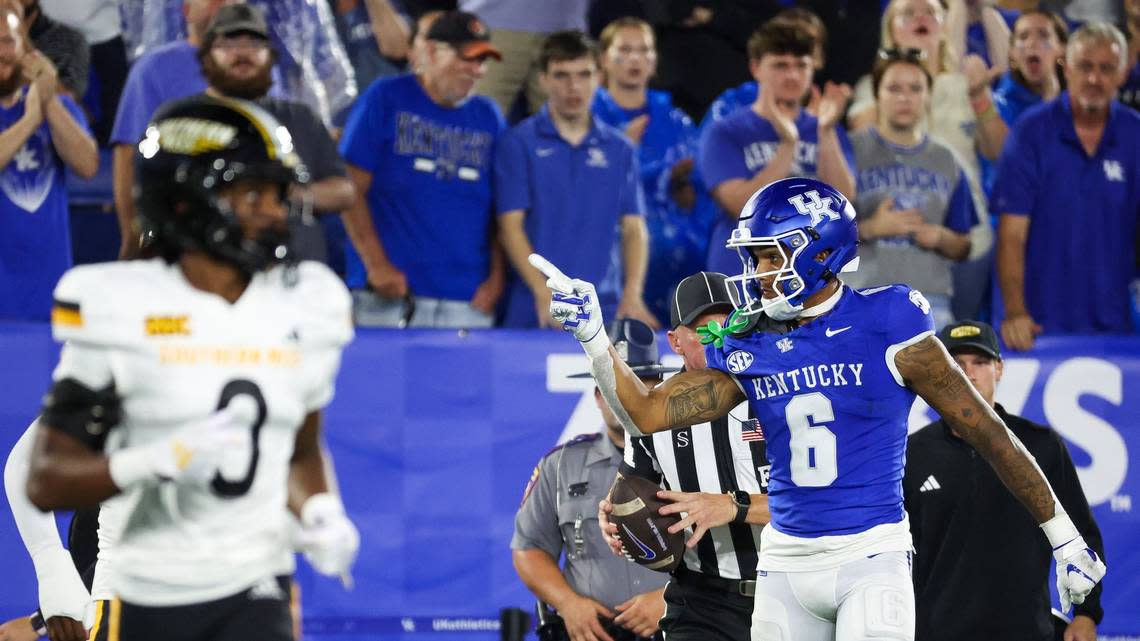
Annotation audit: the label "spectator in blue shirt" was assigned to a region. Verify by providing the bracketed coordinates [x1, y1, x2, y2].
[994, 22, 1140, 350]
[701, 8, 827, 134]
[982, 9, 1068, 196]
[110, 0, 232, 259]
[698, 19, 855, 276]
[340, 10, 506, 328]
[0, 5, 97, 321]
[496, 31, 653, 329]
[592, 17, 720, 327]
[1120, 0, 1140, 112]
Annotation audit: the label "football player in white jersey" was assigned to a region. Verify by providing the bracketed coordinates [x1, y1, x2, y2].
[532, 177, 1105, 641]
[24, 95, 359, 641]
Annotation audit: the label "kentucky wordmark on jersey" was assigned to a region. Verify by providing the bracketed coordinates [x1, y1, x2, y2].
[706, 284, 934, 571]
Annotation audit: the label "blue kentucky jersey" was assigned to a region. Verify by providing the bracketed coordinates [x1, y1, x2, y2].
[706, 285, 934, 538]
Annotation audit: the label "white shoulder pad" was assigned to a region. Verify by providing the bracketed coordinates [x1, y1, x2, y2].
[292, 261, 354, 350]
[51, 262, 161, 348]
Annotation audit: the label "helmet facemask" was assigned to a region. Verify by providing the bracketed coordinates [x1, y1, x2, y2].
[726, 228, 816, 321]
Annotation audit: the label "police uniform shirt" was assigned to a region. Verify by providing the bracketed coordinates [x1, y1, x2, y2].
[511, 433, 669, 610]
[48, 258, 353, 607]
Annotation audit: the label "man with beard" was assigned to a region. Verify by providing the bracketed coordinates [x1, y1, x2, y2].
[197, 4, 355, 262]
[994, 22, 1140, 350]
[111, 0, 235, 259]
[0, 1, 97, 322]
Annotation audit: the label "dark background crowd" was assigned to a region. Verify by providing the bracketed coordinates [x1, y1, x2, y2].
[1, 0, 1139, 352]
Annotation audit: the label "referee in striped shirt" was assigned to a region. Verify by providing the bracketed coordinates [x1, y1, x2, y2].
[600, 271, 784, 641]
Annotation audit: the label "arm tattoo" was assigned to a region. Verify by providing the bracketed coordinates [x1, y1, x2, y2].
[664, 379, 720, 427]
[896, 336, 1056, 522]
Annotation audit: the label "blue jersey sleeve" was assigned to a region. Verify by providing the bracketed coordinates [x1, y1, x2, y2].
[338, 81, 387, 173]
[882, 285, 935, 346]
[945, 169, 978, 233]
[875, 285, 936, 386]
[697, 119, 749, 190]
[494, 128, 531, 215]
[990, 118, 1038, 217]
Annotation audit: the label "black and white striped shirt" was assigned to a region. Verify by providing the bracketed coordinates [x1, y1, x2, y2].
[622, 402, 770, 580]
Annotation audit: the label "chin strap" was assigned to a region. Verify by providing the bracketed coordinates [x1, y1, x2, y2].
[796, 285, 845, 320]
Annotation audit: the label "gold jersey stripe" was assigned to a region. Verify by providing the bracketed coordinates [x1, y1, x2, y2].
[86, 600, 105, 641]
[108, 598, 121, 641]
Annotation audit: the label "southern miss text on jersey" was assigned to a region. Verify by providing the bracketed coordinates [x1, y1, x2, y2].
[705, 284, 933, 571]
[49, 258, 353, 606]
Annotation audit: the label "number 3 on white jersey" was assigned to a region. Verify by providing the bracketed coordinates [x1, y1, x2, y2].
[786, 392, 838, 487]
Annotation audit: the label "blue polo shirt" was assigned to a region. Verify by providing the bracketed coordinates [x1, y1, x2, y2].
[698, 106, 856, 275]
[494, 106, 645, 328]
[339, 73, 504, 301]
[991, 92, 1140, 334]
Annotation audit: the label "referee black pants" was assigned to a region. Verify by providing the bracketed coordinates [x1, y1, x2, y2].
[659, 571, 753, 641]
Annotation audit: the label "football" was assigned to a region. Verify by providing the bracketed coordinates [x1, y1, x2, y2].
[609, 473, 685, 572]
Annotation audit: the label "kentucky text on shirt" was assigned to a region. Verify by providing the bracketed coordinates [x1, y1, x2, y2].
[395, 112, 495, 170]
[742, 140, 819, 172]
[749, 362, 865, 400]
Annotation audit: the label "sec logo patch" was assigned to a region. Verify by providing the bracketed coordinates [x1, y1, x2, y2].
[726, 350, 754, 373]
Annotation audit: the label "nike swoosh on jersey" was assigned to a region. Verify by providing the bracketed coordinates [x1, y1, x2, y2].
[536, 148, 555, 157]
[825, 326, 852, 337]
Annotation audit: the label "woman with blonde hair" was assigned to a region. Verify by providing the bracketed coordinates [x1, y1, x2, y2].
[848, 0, 999, 321]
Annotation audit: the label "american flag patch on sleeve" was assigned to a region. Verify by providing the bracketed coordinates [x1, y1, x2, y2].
[741, 418, 765, 442]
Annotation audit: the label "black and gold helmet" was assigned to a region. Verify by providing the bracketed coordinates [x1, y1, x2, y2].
[134, 95, 310, 273]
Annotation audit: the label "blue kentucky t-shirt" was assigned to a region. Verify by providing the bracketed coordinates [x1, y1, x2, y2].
[339, 73, 504, 301]
[705, 285, 934, 537]
[698, 107, 856, 277]
[0, 92, 89, 321]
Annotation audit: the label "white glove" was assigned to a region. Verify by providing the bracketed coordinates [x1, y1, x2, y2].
[109, 406, 250, 490]
[32, 547, 93, 626]
[528, 253, 609, 357]
[1042, 512, 1106, 613]
[297, 493, 359, 589]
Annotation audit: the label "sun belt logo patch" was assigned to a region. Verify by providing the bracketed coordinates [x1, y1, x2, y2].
[726, 350, 754, 373]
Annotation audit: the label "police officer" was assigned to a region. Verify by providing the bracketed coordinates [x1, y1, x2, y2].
[512, 319, 675, 641]
[906, 320, 1106, 641]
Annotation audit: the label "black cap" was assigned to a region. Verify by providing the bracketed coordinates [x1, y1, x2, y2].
[670, 272, 735, 329]
[569, 318, 679, 379]
[938, 320, 1002, 360]
[425, 11, 502, 60]
[203, 4, 270, 46]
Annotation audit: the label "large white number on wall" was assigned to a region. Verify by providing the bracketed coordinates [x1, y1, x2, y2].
[786, 392, 838, 487]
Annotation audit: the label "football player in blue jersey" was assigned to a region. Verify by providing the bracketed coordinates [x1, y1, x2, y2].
[530, 176, 1105, 641]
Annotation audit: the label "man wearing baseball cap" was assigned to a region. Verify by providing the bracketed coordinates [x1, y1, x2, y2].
[906, 320, 1106, 641]
[339, 10, 507, 328]
[597, 271, 780, 641]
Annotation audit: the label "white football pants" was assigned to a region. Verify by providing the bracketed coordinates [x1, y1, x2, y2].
[750, 551, 915, 641]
